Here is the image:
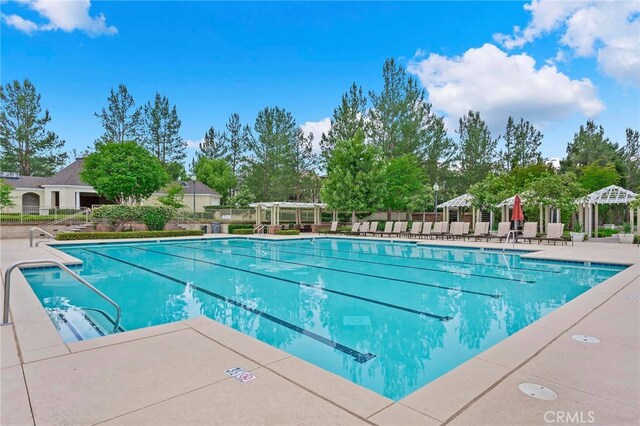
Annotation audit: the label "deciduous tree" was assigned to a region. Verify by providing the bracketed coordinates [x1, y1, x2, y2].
[80, 141, 169, 204]
[0, 79, 67, 175]
[193, 157, 237, 203]
[382, 154, 429, 214]
[0, 179, 15, 210]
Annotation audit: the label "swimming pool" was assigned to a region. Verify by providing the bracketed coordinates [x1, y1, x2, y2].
[23, 237, 626, 400]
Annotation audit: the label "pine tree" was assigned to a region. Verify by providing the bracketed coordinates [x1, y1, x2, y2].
[624, 128, 640, 191]
[222, 113, 251, 179]
[562, 120, 620, 170]
[457, 111, 498, 189]
[420, 114, 456, 186]
[0, 79, 67, 176]
[198, 126, 227, 160]
[141, 93, 186, 166]
[368, 58, 430, 158]
[94, 84, 142, 145]
[293, 129, 318, 201]
[320, 83, 367, 165]
[501, 117, 543, 171]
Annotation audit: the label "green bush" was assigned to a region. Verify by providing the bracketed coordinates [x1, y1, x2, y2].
[232, 228, 253, 235]
[228, 223, 254, 233]
[276, 229, 300, 235]
[56, 230, 204, 241]
[597, 228, 619, 237]
[92, 205, 174, 231]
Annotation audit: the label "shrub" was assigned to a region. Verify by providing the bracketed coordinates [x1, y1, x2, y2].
[55, 230, 204, 240]
[232, 228, 254, 235]
[597, 228, 619, 237]
[92, 205, 174, 231]
[276, 229, 300, 235]
[228, 223, 254, 233]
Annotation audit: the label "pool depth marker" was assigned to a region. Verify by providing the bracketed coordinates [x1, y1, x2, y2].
[82, 248, 377, 364]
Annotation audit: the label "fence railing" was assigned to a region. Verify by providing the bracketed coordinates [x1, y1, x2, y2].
[0, 206, 89, 224]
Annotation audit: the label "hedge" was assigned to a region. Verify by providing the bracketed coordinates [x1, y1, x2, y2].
[228, 223, 254, 233]
[92, 205, 174, 231]
[231, 228, 253, 235]
[56, 230, 204, 241]
[276, 229, 300, 235]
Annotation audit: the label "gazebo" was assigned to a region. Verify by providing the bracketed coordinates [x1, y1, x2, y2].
[249, 202, 327, 227]
[437, 194, 483, 225]
[577, 185, 638, 237]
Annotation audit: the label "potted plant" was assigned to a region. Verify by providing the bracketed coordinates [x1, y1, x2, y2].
[570, 223, 586, 242]
[618, 222, 634, 244]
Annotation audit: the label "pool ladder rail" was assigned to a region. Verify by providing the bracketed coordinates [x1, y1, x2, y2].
[253, 224, 267, 235]
[29, 227, 55, 247]
[1, 259, 122, 333]
[503, 230, 518, 251]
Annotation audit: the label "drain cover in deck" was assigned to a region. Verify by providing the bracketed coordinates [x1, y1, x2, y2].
[518, 383, 558, 400]
[571, 334, 600, 343]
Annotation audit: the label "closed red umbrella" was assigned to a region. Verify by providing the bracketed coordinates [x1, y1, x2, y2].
[511, 194, 524, 222]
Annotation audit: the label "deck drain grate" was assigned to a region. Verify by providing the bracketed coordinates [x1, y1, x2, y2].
[518, 383, 558, 400]
[571, 334, 600, 343]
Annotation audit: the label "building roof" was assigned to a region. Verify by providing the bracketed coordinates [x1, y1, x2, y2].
[3, 158, 219, 196]
[249, 202, 327, 209]
[437, 193, 474, 208]
[580, 185, 637, 205]
[2, 175, 49, 190]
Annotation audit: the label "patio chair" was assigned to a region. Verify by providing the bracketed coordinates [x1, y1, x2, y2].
[341, 222, 361, 236]
[536, 223, 570, 245]
[518, 222, 538, 244]
[385, 221, 404, 237]
[442, 222, 464, 239]
[431, 221, 449, 239]
[319, 221, 339, 234]
[372, 221, 394, 237]
[464, 222, 489, 241]
[420, 222, 433, 239]
[487, 222, 512, 242]
[402, 221, 423, 238]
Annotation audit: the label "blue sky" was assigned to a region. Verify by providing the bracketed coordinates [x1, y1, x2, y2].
[2, 1, 639, 165]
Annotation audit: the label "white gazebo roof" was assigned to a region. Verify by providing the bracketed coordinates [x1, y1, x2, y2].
[581, 185, 637, 205]
[437, 193, 474, 208]
[496, 195, 520, 208]
[249, 202, 327, 209]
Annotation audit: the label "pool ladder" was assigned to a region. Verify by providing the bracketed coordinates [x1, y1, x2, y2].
[1, 259, 122, 333]
[29, 227, 55, 247]
[503, 230, 518, 251]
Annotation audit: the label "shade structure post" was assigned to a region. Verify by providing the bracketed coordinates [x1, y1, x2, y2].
[594, 203, 598, 237]
[255, 205, 261, 226]
[472, 208, 476, 227]
[539, 205, 544, 234]
[578, 203, 584, 230]
[629, 206, 634, 232]
[544, 206, 550, 232]
[489, 210, 494, 229]
[557, 208, 561, 223]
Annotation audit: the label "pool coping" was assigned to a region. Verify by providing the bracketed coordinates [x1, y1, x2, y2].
[1, 234, 638, 425]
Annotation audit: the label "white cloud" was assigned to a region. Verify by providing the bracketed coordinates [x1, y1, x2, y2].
[301, 118, 331, 154]
[1, 13, 38, 34]
[407, 43, 604, 134]
[495, 0, 640, 87]
[185, 139, 202, 150]
[2, 0, 117, 36]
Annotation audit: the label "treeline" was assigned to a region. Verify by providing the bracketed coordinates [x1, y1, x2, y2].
[1, 57, 639, 213]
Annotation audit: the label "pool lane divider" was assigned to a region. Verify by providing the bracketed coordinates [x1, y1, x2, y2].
[172, 244, 502, 299]
[207, 240, 536, 284]
[245, 240, 556, 276]
[82, 248, 377, 364]
[128, 246, 453, 321]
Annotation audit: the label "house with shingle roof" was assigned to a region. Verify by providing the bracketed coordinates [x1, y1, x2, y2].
[2, 158, 221, 214]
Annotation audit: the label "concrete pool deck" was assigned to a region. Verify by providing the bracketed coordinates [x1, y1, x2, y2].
[1, 235, 638, 425]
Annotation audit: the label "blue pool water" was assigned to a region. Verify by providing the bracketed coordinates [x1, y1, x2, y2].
[23, 237, 626, 400]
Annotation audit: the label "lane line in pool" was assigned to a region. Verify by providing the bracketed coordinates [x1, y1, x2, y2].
[82, 248, 377, 363]
[197, 241, 535, 283]
[163, 244, 501, 299]
[128, 246, 453, 320]
[241, 240, 557, 275]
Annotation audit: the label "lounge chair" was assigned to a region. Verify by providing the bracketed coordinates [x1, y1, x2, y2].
[383, 221, 404, 237]
[442, 222, 464, 239]
[536, 223, 570, 245]
[367, 221, 379, 236]
[518, 222, 538, 244]
[461, 222, 470, 236]
[487, 222, 512, 242]
[402, 222, 422, 238]
[372, 221, 394, 237]
[353, 221, 370, 236]
[319, 221, 339, 234]
[464, 222, 489, 241]
[341, 222, 361, 236]
[420, 222, 433, 239]
[431, 221, 449, 239]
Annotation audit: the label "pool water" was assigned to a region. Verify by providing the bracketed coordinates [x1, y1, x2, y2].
[22, 237, 626, 400]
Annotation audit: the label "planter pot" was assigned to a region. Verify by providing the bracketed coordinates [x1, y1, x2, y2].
[618, 233, 634, 244]
[570, 232, 585, 242]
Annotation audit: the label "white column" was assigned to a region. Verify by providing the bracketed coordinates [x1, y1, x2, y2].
[332, 210, 337, 222]
[489, 210, 494, 229]
[539, 205, 544, 234]
[75, 192, 80, 209]
[594, 204, 599, 237]
[629, 205, 634, 232]
[557, 208, 561, 223]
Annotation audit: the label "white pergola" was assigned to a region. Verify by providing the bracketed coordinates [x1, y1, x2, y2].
[249, 202, 327, 226]
[437, 194, 483, 225]
[577, 185, 638, 237]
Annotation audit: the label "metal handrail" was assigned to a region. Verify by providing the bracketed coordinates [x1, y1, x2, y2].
[253, 224, 266, 234]
[1, 260, 122, 333]
[46, 206, 92, 227]
[29, 227, 55, 247]
[503, 230, 518, 251]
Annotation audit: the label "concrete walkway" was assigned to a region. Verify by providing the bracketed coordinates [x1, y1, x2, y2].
[1, 236, 638, 425]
